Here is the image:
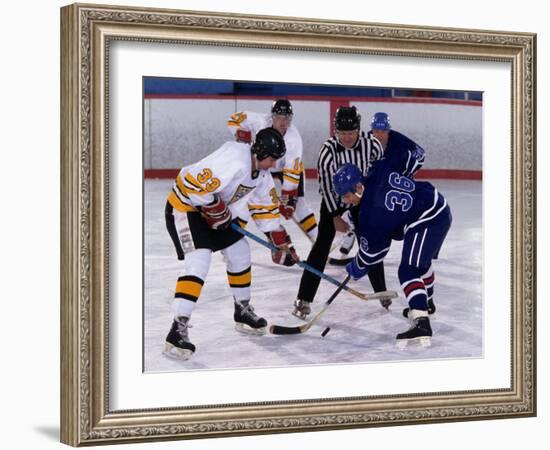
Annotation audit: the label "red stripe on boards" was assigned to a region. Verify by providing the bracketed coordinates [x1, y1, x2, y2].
[145, 169, 180, 179]
[302, 168, 482, 180]
[144, 168, 482, 180]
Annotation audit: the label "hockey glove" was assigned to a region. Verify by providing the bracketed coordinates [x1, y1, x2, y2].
[346, 257, 369, 280]
[279, 189, 298, 220]
[267, 228, 299, 266]
[201, 196, 232, 230]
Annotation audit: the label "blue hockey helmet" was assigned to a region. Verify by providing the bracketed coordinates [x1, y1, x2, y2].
[371, 112, 391, 130]
[333, 163, 365, 196]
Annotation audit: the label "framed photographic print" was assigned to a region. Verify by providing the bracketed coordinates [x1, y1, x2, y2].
[60, 3, 536, 446]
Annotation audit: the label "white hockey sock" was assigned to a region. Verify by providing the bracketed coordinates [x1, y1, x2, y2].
[174, 299, 195, 319]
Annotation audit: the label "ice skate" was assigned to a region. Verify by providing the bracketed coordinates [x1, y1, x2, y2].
[396, 315, 432, 349]
[402, 299, 436, 318]
[163, 316, 196, 360]
[292, 298, 311, 320]
[234, 300, 267, 335]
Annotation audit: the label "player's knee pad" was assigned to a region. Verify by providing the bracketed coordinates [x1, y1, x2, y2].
[181, 248, 212, 280]
[223, 239, 251, 301]
[222, 238, 251, 272]
[173, 249, 212, 315]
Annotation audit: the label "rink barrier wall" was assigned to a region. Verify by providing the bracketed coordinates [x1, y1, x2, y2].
[144, 94, 482, 174]
[144, 93, 482, 107]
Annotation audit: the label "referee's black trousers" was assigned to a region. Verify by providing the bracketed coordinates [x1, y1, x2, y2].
[297, 201, 387, 303]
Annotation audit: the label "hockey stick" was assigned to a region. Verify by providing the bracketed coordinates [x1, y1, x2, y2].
[328, 256, 354, 266]
[231, 223, 397, 302]
[270, 275, 351, 335]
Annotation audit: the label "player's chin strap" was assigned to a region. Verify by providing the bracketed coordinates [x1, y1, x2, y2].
[353, 184, 364, 199]
[250, 153, 260, 178]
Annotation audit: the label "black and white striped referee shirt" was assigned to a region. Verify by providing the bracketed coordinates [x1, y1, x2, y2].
[317, 131, 383, 215]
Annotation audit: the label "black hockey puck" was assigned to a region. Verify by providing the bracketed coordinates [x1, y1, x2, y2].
[321, 327, 331, 337]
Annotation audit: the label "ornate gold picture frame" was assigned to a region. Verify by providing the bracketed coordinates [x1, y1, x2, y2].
[60, 3, 536, 446]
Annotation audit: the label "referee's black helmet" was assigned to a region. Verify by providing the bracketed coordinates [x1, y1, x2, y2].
[334, 106, 361, 131]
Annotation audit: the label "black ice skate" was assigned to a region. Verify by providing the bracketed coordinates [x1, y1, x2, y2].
[234, 300, 267, 335]
[163, 316, 196, 360]
[292, 298, 311, 320]
[402, 299, 436, 318]
[396, 316, 432, 348]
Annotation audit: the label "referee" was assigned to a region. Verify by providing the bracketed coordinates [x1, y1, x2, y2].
[292, 106, 389, 319]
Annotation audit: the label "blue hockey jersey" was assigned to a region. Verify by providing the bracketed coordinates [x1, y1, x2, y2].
[368, 129, 425, 177]
[354, 160, 447, 270]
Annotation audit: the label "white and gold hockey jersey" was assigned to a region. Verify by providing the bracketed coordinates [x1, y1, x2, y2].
[167, 141, 282, 233]
[227, 111, 304, 192]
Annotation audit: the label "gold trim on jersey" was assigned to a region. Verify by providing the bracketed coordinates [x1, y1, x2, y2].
[183, 173, 209, 195]
[248, 203, 278, 212]
[282, 158, 304, 185]
[227, 111, 247, 127]
[284, 165, 302, 175]
[168, 176, 197, 212]
[283, 173, 301, 185]
[250, 212, 280, 220]
[167, 191, 196, 212]
[248, 203, 280, 220]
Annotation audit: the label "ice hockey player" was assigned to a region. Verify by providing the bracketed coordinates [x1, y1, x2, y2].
[163, 127, 299, 360]
[292, 106, 389, 320]
[369, 112, 426, 178]
[332, 112, 427, 265]
[227, 99, 318, 241]
[332, 162, 452, 347]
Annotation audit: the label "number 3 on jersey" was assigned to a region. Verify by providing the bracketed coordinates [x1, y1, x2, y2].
[385, 172, 414, 212]
[196, 168, 221, 193]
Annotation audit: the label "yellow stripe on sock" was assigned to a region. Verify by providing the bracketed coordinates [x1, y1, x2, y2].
[300, 214, 317, 232]
[227, 269, 251, 287]
[175, 278, 204, 300]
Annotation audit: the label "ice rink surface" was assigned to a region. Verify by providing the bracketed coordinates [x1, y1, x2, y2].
[144, 178, 482, 373]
